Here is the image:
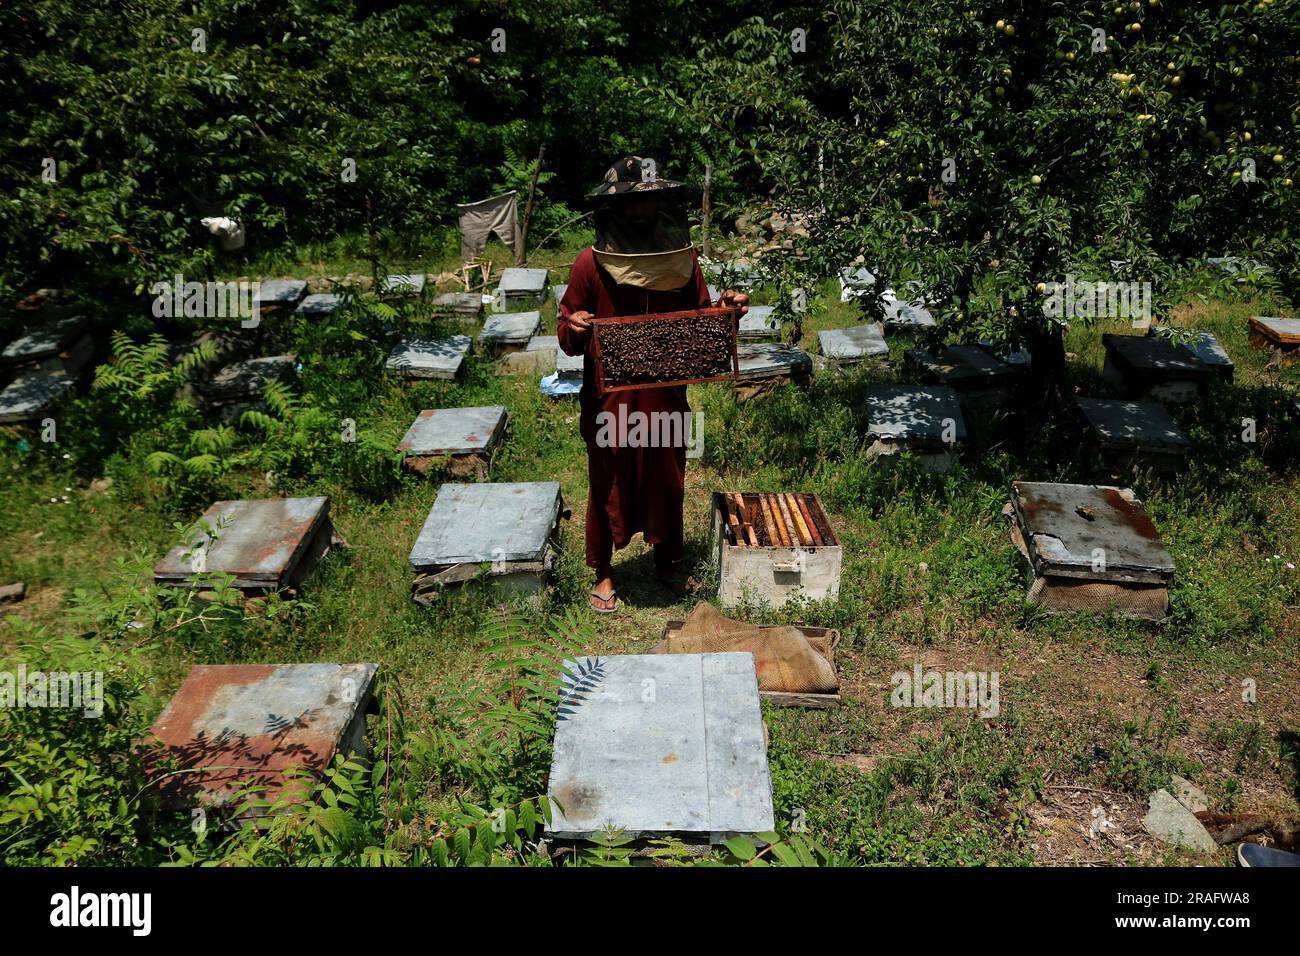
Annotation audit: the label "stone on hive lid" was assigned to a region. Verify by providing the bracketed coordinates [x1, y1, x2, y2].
[736, 342, 812, 380]
[738, 305, 781, 341]
[818, 324, 888, 361]
[252, 278, 307, 308]
[1077, 397, 1191, 453]
[386, 335, 471, 380]
[545, 652, 774, 841]
[1010, 480, 1173, 584]
[380, 273, 426, 296]
[480, 311, 541, 346]
[2, 314, 89, 364]
[154, 496, 332, 589]
[409, 481, 562, 570]
[147, 662, 378, 812]
[398, 406, 507, 457]
[863, 385, 967, 445]
[202, 355, 294, 403]
[0, 372, 76, 425]
[1147, 326, 1233, 379]
[296, 293, 342, 316]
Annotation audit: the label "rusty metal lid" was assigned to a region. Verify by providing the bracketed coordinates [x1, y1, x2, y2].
[1077, 398, 1191, 452]
[154, 496, 330, 587]
[1011, 481, 1174, 584]
[146, 662, 377, 811]
[398, 406, 507, 457]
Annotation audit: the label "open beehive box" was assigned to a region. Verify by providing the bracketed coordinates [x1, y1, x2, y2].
[591, 306, 738, 394]
[398, 405, 508, 479]
[1076, 397, 1191, 478]
[408, 481, 564, 602]
[154, 496, 338, 594]
[1005, 480, 1173, 621]
[145, 662, 378, 820]
[711, 491, 841, 609]
[1102, 333, 1212, 403]
[862, 384, 967, 472]
[545, 653, 774, 844]
[1248, 316, 1300, 365]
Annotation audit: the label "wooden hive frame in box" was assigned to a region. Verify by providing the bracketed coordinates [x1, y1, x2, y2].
[591, 306, 739, 394]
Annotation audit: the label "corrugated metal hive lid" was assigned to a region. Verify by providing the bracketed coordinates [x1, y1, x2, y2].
[0, 372, 75, 423]
[864, 385, 967, 443]
[498, 268, 548, 294]
[409, 481, 562, 569]
[155, 496, 330, 586]
[386, 335, 471, 377]
[1103, 333, 1210, 380]
[1011, 481, 1174, 583]
[147, 662, 377, 810]
[736, 342, 812, 379]
[1076, 397, 1191, 451]
[398, 405, 507, 456]
[480, 311, 541, 343]
[819, 324, 888, 359]
[252, 278, 306, 306]
[2, 314, 89, 362]
[546, 652, 774, 840]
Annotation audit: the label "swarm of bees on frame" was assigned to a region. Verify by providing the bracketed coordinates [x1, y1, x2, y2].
[597, 313, 734, 387]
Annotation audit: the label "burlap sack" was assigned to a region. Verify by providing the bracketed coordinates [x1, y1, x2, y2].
[652, 602, 839, 694]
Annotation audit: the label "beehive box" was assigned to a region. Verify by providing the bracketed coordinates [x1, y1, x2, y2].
[862, 384, 967, 471]
[252, 278, 307, 314]
[1248, 316, 1300, 366]
[1102, 333, 1212, 403]
[386, 334, 472, 380]
[1006, 480, 1173, 621]
[711, 491, 841, 609]
[1207, 256, 1267, 277]
[380, 273, 426, 297]
[295, 293, 342, 317]
[838, 266, 876, 300]
[545, 652, 774, 842]
[498, 333, 557, 375]
[1076, 397, 1191, 478]
[592, 307, 738, 393]
[154, 496, 337, 593]
[398, 405, 508, 479]
[200, 354, 295, 420]
[1, 314, 93, 378]
[0, 372, 77, 425]
[146, 663, 378, 817]
[906, 344, 1025, 413]
[734, 342, 812, 399]
[818, 324, 888, 364]
[409, 481, 563, 601]
[479, 310, 541, 356]
[497, 267, 549, 310]
[738, 305, 781, 342]
[1147, 326, 1233, 382]
[882, 296, 937, 329]
[431, 292, 484, 321]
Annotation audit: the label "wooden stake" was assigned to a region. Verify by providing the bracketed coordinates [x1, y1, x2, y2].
[518, 146, 546, 265]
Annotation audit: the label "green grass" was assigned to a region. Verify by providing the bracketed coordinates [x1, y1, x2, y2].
[2, 244, 1298, 866]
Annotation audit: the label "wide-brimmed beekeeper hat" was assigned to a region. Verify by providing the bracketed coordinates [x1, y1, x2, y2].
[586, 156, 694, 289]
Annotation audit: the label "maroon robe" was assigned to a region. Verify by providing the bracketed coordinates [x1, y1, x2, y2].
[557, 247, 712, 578]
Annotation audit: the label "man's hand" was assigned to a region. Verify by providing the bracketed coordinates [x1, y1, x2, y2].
[567, 310, 595, 340]
[718, 289, 749, 315]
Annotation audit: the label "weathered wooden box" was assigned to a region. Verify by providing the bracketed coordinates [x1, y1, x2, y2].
[711, 491, 841, 609]
[409, 481, 563, 602]
[1248, 316, 1300, 366]
[734, 342, 812, 399]
[906, 344, 1025, 414]
[862, 384, 967, 471]
[1147, 326, 1233, 382]
[398, 405, 508, 479]
[545, 652, 774, 843]
[146, 662, 378, 819]
[1076, 397, 1191, 478]
[1, 314, 93, 378]
[819, 323, 888, 365]
[737, 305, 781, 342]
[498, 267, 549, 310]
[386, 334, 472, 380]
[155, 496, 337, 594]
[479, 310, 541, 356]
[1006, 480, 1173, 621]
[1102, 333, 1212, 403]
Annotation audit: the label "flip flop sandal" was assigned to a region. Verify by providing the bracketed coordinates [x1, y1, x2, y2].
[590, 588, 619, 614]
